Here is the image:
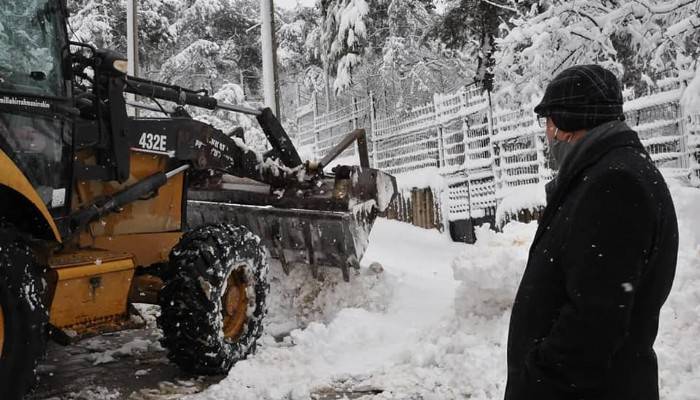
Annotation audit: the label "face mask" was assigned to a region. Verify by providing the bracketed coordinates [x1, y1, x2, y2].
[547, 128, 575, 170]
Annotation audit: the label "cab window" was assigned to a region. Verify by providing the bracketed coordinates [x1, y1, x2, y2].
[0, 0, 65, 97]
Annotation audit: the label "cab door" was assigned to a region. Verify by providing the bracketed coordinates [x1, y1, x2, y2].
[0, 0, 74, 226]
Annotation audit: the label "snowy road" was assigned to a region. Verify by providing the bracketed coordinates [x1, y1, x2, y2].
[32, 181, 700, 400]
[32, 220, 466, 400]
[191, 220, 465, 400]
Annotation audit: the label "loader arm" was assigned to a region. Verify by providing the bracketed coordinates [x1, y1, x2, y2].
[69, 47, 399, 279]
[122, 75, 303, 169]
[125, 117, 266, 182]
[117, 75, 398, 214]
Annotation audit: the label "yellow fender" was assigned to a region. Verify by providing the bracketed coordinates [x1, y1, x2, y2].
[0, 149, 62, 242]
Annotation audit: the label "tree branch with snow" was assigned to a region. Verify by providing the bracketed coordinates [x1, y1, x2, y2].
[493, 0, 700, 105]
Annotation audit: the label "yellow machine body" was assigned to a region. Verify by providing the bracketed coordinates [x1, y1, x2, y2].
[47, 250, 135, 334]
[75, 151, 184, 267]
[0, 150, 62, 242]
[1, 148, 185, 337]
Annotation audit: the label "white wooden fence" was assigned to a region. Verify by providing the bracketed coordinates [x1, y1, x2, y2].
[293, 75, 700, 226]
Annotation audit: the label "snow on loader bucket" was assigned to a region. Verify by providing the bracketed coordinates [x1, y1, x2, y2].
[187, 129, 398, 281]
[121, 82, 398, 281]
[122, 77, 397, 281]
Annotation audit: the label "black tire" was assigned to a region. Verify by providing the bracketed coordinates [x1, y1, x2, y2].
[0, 227, 48, 400]
[158, 224, 269, 375]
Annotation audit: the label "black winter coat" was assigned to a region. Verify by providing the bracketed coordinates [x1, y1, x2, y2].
[505, 121, 678, 400]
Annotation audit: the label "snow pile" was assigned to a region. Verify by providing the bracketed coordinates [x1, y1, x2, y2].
[452, 222, 535, 318]
[189, 220, 462, 400]
[132, 303, 161, 328]
[656, 183, 700, 400]
[130, 380, 203, 400]
[364, 182, 700, 399]
[88, 337, 160, 366]
[61, 387, 121, 400]
[357, 313, 513, 399]
[495, 183, 546, 226]
[265, 259, 394, 337]
[352, 221, 535, 399]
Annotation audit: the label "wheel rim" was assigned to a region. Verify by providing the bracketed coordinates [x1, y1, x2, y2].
[0, 304, 4, 357]
[222, 267, 249, 341]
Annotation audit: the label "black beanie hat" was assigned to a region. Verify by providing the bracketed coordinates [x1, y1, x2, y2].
[534, 65, 625, 132]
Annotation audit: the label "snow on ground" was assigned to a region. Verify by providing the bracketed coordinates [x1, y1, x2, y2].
[189, 220, 463, 400]
[187, 181, 700, 400]
[656, 183, 700, 400]
[88, 338, 156, 366]
[353, 222, 536, 399]
[495, 183, 546, 226]
[681, 67, 700, 114]
[54, 387, 121, 400]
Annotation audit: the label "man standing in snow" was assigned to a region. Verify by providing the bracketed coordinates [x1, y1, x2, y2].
[505, 65, 678, 400]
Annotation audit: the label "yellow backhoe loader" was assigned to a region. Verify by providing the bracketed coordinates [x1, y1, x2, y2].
[0, 1, 397, 398]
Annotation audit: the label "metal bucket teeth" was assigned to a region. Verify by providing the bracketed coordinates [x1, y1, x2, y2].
[187, 200, 378, 281]
[187, 165, 397, 280]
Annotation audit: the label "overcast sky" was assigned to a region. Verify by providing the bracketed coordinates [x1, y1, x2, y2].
[275, 0, 316, 10]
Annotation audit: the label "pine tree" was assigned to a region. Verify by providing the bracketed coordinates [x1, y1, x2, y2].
[277, 5, 325, 120]
[314, 0, 463, 109]
[433, 0, 537, 92]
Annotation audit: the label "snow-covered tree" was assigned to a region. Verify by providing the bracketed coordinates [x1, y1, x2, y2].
[494, 0, 700, 104]
[278, 5, 322, 72]
[68, 0, 127, 53]
[160, 0, 261, 94]
[318, 0, 371, 93]
[68, 0, 269, 146]
[431, 0, 537, 92]
[69, 0, 262, 96]
[193, 82, 269, 151]
[379, 0, 463, 105]
[312, 0, 467, 110]
[277, 5, 325, 99]
[158, 39, 221, 91]
[275, 5, 327, 122]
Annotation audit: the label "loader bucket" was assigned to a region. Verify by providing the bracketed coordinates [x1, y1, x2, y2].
[186, 167, 397, 281]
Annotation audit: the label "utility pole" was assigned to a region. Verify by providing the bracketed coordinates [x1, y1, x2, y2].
[126, 0, 139, 77]
[261, 0, 280, 117]
[126, 0, 139, 116]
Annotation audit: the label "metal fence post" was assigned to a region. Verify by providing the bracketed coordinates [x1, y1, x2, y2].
[369, 91, 378, 168]
[486, 89, 503, 198]
[434, 93, 445, 168]
[294, 84, 301, 144]
[352, 96, 358, 130]
[312, 91, 320, 160]
[678, 79, 691, 173]
[460, 86, 469, 172]
[460, 86, 472, 219]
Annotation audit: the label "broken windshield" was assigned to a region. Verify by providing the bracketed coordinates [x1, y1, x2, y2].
[0, 0, 64, 97]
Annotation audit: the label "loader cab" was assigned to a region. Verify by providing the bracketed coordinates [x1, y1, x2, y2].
[0, 0, 73, 223]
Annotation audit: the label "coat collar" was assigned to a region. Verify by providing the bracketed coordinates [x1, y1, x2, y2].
[532, 121, 645, 247]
